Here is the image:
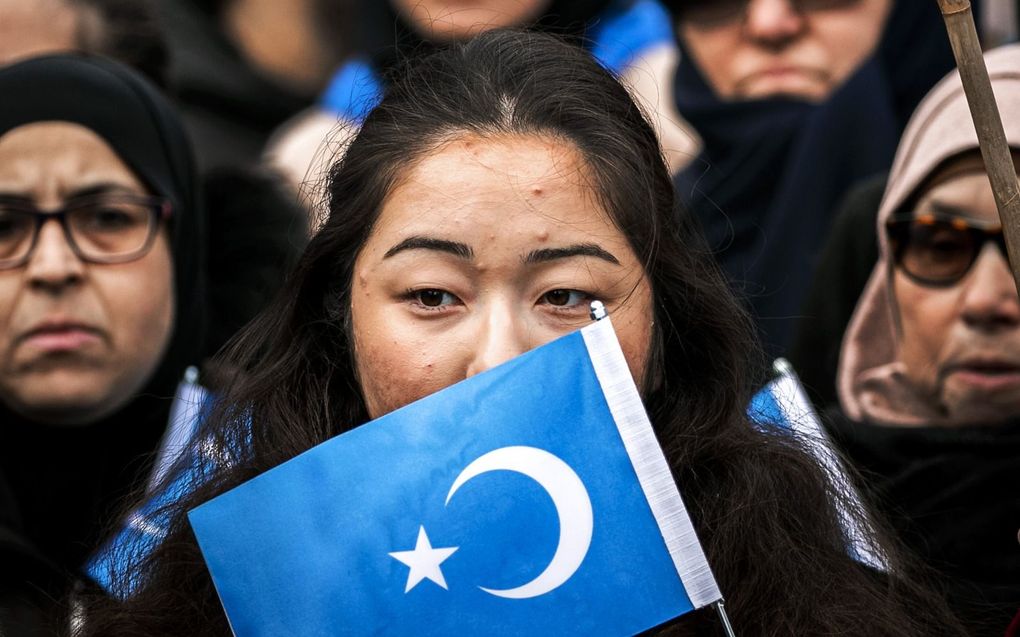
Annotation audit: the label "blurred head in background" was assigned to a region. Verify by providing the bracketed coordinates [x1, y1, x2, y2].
[667, 0, 958, 356]
[187, 0, 353, 95]
[0, 0, 168, 86]
[390, 0, 550, 42]
[0, 0, 78, 66]
[672, 0, 892, 101]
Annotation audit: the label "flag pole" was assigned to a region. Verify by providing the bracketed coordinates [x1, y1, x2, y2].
[936, 0, 1020, 293]
[590, 300, 735, 635]
[714, 600, 737, 637]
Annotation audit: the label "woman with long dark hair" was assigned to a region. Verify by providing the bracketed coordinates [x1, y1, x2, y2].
[83, 30, 959, 635]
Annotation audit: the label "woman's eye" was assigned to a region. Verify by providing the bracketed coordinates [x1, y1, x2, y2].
[541, 289, 591, 308]
[410, 289, 458, 309]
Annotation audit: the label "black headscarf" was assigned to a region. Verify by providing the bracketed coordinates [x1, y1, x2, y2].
[671, 1, 959, 355]
[0, 55, 206, 585]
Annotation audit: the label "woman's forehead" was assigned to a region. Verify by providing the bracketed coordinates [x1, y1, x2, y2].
[915, 158, 996, 213]
[376, 132, 615, 237]
[0, 121, 145, 199]
[0, 120, 110, 152]
[398, 132, 593, 190]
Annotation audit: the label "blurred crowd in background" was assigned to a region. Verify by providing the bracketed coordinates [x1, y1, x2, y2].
[1, 0, 1020, 635]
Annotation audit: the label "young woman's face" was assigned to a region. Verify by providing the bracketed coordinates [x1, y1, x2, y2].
[678, 0, 892, 101]
[0, 122, 174, 425]
[894, 157, 1020, 424]
[351, 133, 654, 419]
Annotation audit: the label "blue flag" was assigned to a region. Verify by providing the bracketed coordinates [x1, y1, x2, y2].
[188, 317, 722, 636]
[749, 360, 887, 572]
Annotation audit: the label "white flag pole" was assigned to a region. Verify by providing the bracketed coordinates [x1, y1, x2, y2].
[714, 600, 737, 637]
[587, 302, 735, 636]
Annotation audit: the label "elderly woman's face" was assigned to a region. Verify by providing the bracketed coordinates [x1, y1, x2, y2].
[678, 0, 892, 101]
[894, 158, 1020, 424]
[350, 133, 654, 418]
[392, 0, 550, 42]
[0, 122, 174, 425]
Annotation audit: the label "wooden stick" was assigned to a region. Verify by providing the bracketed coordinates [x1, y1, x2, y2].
[936, 0, 1020, 290]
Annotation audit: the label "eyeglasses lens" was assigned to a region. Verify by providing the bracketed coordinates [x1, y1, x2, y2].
[67, 201, 155, 261]
[895, 220, 978, 285]
[0, 198, 158, 269]
[0, 208, 35, 265]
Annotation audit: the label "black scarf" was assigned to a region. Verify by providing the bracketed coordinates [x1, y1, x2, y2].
[0, 55, 206, 585]
[826, 410, 1020, 636]
[673, 1, 960, 355]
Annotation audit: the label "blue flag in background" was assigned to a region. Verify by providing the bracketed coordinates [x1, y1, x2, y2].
[189, 317, 721, 636]
[749, 360, 887, 572]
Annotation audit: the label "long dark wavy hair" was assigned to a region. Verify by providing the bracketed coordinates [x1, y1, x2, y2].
[81, 29, 962, 636]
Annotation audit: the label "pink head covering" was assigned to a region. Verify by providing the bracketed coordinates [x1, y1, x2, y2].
[837, 44, 1020, 426]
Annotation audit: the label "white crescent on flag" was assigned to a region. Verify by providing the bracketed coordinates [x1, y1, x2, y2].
[446, 446, 594, 599]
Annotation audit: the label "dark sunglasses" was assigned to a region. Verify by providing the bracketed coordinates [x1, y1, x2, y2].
[674, 0, 862, 28]
[886, 212, 1008, 287]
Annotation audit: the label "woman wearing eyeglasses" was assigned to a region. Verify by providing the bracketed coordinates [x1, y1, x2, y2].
[661, 0, 960, 356]
[832, 43, 1020, 636]
[0, 55, 205, 635]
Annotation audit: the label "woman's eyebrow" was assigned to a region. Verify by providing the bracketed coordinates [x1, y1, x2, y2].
[0, 183, 138, 205]
[383, 236, 474, 260]
[66, 182, 140, 200]
[524, 243, 620, 265]
[929, 201, 975, 219]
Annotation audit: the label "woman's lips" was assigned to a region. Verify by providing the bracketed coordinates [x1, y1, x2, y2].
[734, 65, 828, 98]
[21, 326, 103, 352]
[944, 361, 1020, 392]
[758, 66, 803, 77]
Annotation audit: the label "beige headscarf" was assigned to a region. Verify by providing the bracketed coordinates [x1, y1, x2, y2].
[837, 43, 1020, 426]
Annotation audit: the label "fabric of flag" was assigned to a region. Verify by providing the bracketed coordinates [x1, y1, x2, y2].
[749, 360, 887, 571]
[188, 317, 721, 636]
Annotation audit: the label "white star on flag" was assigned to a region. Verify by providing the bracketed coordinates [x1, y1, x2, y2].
[389, 526, 459, 593]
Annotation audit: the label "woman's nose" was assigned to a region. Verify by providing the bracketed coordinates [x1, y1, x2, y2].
[25, 219, 85, 291]
[960, 245, 1020, 331]
[465, 305, 530, 378]
[744, 0, 805, 47]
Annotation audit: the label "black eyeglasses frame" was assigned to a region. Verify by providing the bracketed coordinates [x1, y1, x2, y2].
[0, 193, 172, 270]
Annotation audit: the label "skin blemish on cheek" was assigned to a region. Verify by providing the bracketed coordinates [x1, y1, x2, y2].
[531, 186, 543, 197]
